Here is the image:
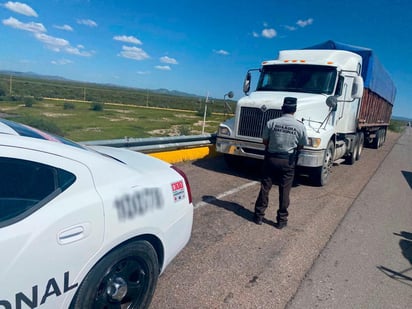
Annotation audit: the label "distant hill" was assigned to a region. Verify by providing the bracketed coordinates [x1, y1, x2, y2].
[392, 115, 412, 122]
[0, 70, 201, 99]
[0, 70, 69, 82]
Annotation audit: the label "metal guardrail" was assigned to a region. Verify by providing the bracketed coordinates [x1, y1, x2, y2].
[82, 134, 216, 153]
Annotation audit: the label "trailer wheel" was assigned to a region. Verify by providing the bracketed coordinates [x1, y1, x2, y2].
[312, 141, 334, 186]
[355, 132, 364, 161]
[372, 130, 380, 149]
[379, 128, 386, 146]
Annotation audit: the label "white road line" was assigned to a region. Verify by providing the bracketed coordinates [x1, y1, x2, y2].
[194, 181, 259, 209]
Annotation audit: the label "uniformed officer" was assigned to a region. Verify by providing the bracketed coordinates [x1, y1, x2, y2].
[254, 97, 308, 229]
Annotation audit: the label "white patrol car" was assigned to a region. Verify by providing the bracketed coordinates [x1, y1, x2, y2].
[0, 118, 193, 309]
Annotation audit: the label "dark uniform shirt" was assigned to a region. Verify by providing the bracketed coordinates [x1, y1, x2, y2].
[263, 114, 308, 154]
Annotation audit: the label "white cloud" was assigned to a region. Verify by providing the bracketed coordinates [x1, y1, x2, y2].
[297, 18, 314, 28]
[155, 65, 171, 71]
[64, 46, 92, 56]
[119, 46, 149, 60]
[160, 56, 178, 64]
[252, 31, 259, 38]
[213, 49, 230, 56]
[34, 32, 69, 48]
[4, 1, 38, 17]
[137, 71, 150, 75]
[54, 24, 73, 32]
[77, 19, 98, 27]
[2, 17, 92, 57]
[2, 16, 46, 32]
[51, 59, 73, 65]
[113, 35, 142, 45]
[262, 28, 277, 38]
[284, 25, 297, 31]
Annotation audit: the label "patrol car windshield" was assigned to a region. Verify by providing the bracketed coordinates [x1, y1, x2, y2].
[0, 118, 86, 150]
[256, 64, 337, 95]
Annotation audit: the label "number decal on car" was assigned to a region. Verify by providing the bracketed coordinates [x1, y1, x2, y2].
[114, 188, 164, 221]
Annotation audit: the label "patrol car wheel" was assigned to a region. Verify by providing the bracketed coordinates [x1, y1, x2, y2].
[70, 240, 159, 309]
[312, 141, 334, 186]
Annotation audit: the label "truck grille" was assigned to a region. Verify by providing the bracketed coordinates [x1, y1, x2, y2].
[238, 107, 282, 138]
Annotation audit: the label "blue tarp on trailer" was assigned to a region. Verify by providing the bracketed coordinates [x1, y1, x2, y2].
[304, 40, 396, 105]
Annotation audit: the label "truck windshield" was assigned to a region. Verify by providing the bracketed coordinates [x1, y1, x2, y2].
[256, 64, 337, 95]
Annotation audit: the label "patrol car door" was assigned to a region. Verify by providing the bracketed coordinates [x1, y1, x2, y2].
[0, 147, 104, 308]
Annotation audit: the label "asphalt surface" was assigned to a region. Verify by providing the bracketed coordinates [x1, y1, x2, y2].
[149, 128, 408, 309]
[288, 126, 412, 309]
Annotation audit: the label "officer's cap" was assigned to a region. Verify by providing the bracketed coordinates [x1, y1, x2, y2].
[282, 97, 297, 113]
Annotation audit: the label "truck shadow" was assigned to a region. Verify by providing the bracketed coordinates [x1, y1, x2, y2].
[193, 155, 315, 187]
[401, 171, 412, 189]
[377, 231, 412, 287]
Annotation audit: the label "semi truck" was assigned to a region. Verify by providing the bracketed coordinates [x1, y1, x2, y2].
[216, 40, 396, 186]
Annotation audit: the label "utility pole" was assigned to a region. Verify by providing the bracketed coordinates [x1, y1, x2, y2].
[202, 92, 210, 135]
[9, 75, 12, 95]
[146, 89, 149, 107]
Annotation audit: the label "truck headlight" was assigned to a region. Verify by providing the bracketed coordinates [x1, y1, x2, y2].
[308, 137, 321, 148]
[218, 126, 231, 136]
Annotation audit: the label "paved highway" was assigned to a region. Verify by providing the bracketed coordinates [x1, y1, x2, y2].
[288, 127, 412, 309]
[150, 129, 406, 308]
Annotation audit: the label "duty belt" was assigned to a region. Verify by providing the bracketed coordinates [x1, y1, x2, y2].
[266, 152, 292, 159]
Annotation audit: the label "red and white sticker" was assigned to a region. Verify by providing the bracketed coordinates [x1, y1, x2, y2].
[171, 180, 185, 202]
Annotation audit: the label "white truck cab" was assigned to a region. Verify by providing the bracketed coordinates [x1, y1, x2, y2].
[216, 41, 395, 186]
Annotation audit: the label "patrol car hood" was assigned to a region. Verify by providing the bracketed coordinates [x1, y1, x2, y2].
[88, 145, 170, 173]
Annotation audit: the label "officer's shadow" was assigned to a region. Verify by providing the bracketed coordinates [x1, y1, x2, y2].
[201, 195, 276, 226]
[377, 231, 412, 286]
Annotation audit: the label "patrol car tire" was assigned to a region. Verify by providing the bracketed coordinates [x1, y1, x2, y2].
[70, 240, 159, 309]
[312, 141, 334, 186]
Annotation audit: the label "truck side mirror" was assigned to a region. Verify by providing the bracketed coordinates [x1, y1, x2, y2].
[352, 76, 364, 99]
[243, 72, 251, 94]
[326, 96, 338, 111]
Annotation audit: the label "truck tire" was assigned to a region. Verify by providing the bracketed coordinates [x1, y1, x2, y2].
[312, 141, 334, 186]
[355, 132, 364, 161]
[346, 135, 358, 165]
[379, 128, 386, 146]
[372, 130, 380, 149]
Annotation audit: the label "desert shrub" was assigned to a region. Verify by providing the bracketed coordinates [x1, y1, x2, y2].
[63, 102, 75, 110]
[178, 125, 192, 136]
[90, 102, 104, 111]
[24, 97, 35, 107]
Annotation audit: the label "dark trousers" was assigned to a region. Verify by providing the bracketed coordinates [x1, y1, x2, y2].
[254, 155, 296, 223]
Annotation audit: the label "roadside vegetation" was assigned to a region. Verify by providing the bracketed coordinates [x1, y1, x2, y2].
[388, 119, 407, 133]
[0, 74, 235, 141]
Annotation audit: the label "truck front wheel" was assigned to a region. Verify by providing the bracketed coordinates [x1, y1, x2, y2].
[312, 141, 335, 186]
[356, 132, 364, 161]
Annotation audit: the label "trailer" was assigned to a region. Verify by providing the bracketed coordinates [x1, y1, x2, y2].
[305, 40, 396, 148]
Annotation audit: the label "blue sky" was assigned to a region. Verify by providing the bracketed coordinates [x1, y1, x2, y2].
[1, 0, 411, 119]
